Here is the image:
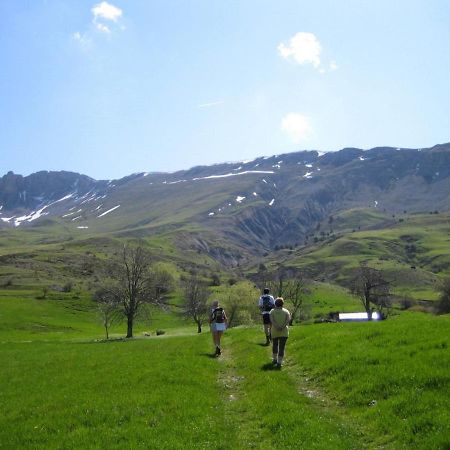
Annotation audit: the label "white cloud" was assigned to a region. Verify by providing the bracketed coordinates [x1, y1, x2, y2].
[72, 32, 92, 48]
[281, 113, 312, 144]
[73, 2, 123, 47]
[329, 60, 338, 71]
[277, 32, 322, 68]
[96, 23, 111, 34]
[92, 2, 122, 22]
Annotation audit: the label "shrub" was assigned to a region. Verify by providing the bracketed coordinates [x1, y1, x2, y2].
[399, 298, 414, 310]
[435, 277, 450, 315]
[63, 281, 74, 292]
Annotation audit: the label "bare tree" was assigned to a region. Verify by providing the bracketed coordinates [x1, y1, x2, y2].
[182, 274, 209, 333]
[108, 245, 171, 338]
[265, 265, 288, 298]
[352, 264, 392, 320]
[284, 277, 309, 325]
[255, 263, 271, 290]
[93, 287, 122, 339]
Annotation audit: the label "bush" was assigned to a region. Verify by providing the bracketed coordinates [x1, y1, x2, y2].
[435, 277, 450, 315]
[156, 330, 166, 336]
[63, 281, 74, 292]
[2, 277, 13, 287]
[400, 298, 415, 310]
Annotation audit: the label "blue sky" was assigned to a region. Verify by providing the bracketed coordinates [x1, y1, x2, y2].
[1, 0, 449, 179]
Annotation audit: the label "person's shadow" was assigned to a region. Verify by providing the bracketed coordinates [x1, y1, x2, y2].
[261, 362, 279, 371]
[199, 352, 217, 359]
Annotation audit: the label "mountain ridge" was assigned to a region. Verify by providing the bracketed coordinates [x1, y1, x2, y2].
[1, 143, 449, 266]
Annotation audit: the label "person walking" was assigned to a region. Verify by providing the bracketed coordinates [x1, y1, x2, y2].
[209, 300, 228, 356]
[270, 297, 291, 369]
[258, 288, 275, 345]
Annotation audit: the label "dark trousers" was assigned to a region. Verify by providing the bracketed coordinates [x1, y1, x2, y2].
[272, 336, 288, 357]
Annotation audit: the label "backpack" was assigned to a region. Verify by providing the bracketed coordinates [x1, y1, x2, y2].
[212, 307, 225, 323]
[261, 295, 274, 312]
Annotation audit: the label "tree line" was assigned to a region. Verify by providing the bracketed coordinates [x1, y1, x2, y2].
[93, 244, 450, 339]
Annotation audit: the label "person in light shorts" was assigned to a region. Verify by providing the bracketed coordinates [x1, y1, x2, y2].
[209, 300, 228, 356]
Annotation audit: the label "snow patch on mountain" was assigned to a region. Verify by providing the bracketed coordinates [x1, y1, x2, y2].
[10, 193, 76, 227]
[269, 199, 275, 206]
[193, 170, 274, 181]
[98, 205, 120, 218]
[236, 196, 246, 203]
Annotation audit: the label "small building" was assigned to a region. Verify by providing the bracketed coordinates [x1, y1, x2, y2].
[338, 311, 383, 322]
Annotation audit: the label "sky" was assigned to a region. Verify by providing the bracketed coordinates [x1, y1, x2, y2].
[1, 0, 449, 180]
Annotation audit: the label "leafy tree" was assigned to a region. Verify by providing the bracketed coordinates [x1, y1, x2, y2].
[217, 281, 260, 327]
[435, 277, 450, 314]
[210, 273, 221, 286]
[352, 263, 392, 320]
[182, 275, 209, 333]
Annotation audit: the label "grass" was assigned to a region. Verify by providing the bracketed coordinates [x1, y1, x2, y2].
[1, 286, 448, 449]
[287, 313, 450, 449]
[0, 336, 223, 450]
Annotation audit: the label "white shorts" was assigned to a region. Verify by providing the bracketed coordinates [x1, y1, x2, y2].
[212, 322, 226, 332]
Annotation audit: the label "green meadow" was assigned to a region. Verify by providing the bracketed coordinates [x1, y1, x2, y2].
[1, 210, 450, 448]
[1, 288, 449, 449]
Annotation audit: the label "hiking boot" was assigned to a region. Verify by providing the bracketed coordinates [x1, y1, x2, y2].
[272, 358, 277, 365]
[276, 363, 282, 369]
[217, 347, 221, 356]
[265, 335, 271, 346]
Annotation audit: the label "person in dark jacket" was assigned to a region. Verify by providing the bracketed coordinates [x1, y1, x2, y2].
[209, 300, 228, 356]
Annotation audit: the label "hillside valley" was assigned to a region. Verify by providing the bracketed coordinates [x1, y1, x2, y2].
[1, 142, 450, 304]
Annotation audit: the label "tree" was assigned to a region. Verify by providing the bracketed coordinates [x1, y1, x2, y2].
[108, 245, 172, 338]
[352, 264, 392, 320]
[182, 274, 209, 333]
[263, 265, 288, 298]
[435, 277, 450, 314]
[217, 281, 260, 328]
[284, 277, 309, 325]
[93, 287, 122, 339]
[210, 273, 221, 286]
[255, 263, 270, 289]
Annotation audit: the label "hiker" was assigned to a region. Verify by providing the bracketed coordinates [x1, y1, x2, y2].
[209, 300, 228, 356]
[270, 297, 291, 369]
[258, 288, 275, 345]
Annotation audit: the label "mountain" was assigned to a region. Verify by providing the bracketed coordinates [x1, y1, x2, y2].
[1, 143, 450, 267]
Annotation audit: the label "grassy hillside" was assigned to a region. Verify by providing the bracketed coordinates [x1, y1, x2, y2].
[273, 211, 450, 302]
